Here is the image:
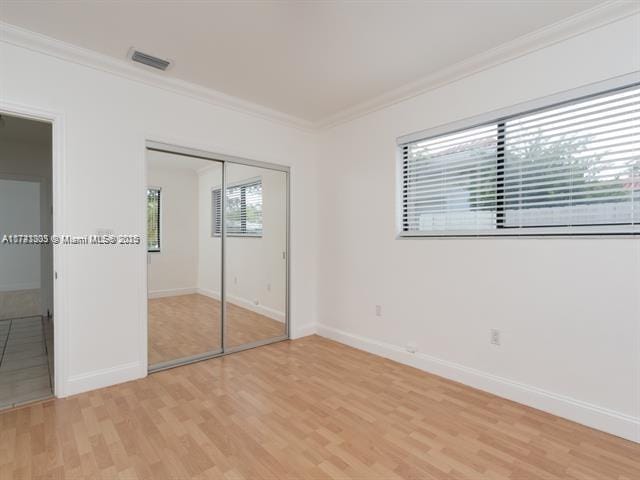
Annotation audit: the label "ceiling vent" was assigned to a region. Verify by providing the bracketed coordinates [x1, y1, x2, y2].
[129, 49, 171, 71]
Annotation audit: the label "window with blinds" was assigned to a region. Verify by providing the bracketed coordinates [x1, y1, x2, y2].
[400, 83, 639, 236]
[212, 179, 263, 237]
[211, 188, 222, 236]
[147, 188, 161, 251]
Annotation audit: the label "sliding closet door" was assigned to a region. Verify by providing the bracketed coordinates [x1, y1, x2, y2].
[147, 150, 223, 370]
[224, 162, 288, 350]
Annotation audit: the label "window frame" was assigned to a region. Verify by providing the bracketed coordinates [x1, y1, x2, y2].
[396, 73, 640, 238]
[211, 177, 263, 238]
[211, 187, 222, 237]
[147, 186, 161, 252]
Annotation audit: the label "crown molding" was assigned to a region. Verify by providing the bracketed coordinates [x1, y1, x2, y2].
[0, 21, 315, 132]
[314, 0, 640, 130]
[1, 1, 638, 133]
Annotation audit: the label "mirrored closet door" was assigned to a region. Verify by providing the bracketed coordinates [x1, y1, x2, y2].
[224, 162, 288, 350]
[146, 150, 223, 371]
[146, 144, 289, 372]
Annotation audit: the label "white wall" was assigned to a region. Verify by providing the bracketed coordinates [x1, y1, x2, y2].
[0, 179, 40, 291]
[0, 136, 53, 315]
[316, 15, 640, 442]
[0, 36, 318, 396]
[196, 163, 223, 300]
[147, 164, 199, 297]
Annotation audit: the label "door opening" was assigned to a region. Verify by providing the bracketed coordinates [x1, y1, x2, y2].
[0, 113, 54, 408]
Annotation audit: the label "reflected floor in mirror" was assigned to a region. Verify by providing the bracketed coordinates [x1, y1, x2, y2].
[148, 294, 285, 366]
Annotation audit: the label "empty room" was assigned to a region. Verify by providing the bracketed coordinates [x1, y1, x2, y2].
[0, 1, 639, 479]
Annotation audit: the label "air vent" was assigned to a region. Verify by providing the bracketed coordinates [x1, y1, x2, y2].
[130, 50, 171, 71]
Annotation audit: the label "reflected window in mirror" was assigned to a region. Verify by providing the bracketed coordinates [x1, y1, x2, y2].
[212, 178, 263, 237]
[147, 187, 161, 252]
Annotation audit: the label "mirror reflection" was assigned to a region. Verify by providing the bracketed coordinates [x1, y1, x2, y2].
[224, 163, 287, 348]
[147, 151, 288, 369]
[147, 151, 223, 367]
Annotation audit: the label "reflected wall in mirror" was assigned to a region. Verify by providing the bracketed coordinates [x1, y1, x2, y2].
[224, 163, 287, 348]
[146, 151, 223, 368]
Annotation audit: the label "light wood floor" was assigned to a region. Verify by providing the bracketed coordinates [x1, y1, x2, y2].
[148, 294, 285, 365]
[1, 335, 638, 479]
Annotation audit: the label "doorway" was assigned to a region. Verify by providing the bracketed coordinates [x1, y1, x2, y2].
[145, 142, 289, 372]
[0, 114, 54, 408]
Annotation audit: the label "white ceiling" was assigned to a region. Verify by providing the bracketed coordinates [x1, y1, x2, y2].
[1, 1, 605, 124]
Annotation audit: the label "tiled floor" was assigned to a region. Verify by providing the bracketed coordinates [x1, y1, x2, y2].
[0, 316, 52, 409]
[0, 288, 41, 321]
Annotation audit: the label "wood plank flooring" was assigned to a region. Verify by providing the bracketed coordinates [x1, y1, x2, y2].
[148, 294, 285, 365]
[1, 335, 638, 479]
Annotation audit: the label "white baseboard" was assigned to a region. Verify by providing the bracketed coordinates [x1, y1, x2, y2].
[316, 324, 640, 443]
[197, 288, 220, 300]
[148, 287, 197, 299]
[0, 283, 40, 292]
[227, 294, 285, 323]
[197, 288, 285, 323]
[63, 361, 144, 397]
[291, 323, 317, 339]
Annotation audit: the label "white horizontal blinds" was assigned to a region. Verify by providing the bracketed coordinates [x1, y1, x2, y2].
[503, 85, 640, 229]
[401, 83, 640, 235]
[226, 180, 263, 236]
[402, 124, 499, 232]
[211, 188, 222, 236]
[147, 188, 160, 251]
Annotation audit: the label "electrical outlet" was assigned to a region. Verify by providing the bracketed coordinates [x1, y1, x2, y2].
[406, 342, 417, 354]
[490, 329, 501, 346]
[375, 305, 382, 317]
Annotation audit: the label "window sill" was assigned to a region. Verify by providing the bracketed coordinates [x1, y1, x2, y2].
[397, 233, 639, 240]
[211, 235, 263, 238]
